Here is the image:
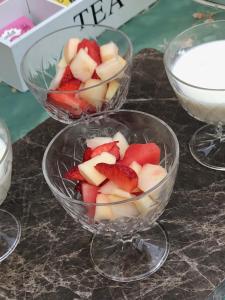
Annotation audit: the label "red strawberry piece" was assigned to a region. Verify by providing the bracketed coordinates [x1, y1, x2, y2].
[120, 143, 160, 166]
[60, 65, 74, 84]
[75, 182, 82, 193]
[59, 79, 81, 91]
[78, 39, 101, 65]
[81, 183, 98, 218]
[83, 147, 92, 162]
[92, 71, 100, 79]
[95, 163, 138, 193]
[64, 166, 85, 181]
[91, 141, 120, 159]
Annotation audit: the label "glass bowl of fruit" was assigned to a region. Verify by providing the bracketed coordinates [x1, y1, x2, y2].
[21, 25, 133, 123]
[42, 109, 179, 282]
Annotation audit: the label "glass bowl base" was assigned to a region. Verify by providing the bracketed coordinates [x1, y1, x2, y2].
[0, 209, 21, 262]
[90, 222, 169, 282]
[189, 124, 225, 171]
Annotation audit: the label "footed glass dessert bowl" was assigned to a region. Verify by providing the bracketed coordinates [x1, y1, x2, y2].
[42, 110, 179, 282]
[21, 24, 133, 123]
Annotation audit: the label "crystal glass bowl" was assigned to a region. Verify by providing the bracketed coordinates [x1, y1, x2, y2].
[42, 110, 179, 282]
[21, 25, 133, 123]
[164, 20, 225, 170]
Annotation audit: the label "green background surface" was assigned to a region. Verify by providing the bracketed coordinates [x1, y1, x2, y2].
[1, 0, 225, 142]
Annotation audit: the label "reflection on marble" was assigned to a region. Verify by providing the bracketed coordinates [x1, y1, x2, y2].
[0, 49, 224, 299]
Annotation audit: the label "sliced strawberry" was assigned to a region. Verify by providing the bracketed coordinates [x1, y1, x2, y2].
[120, 143, 160, 166]
[83, 147, 92, 162]
[75, 182, 82, 193]
[91, 141, 120, 160]
[78, 39, 101, 65]
[92, 71, 100, 79]
[81, 183, 98, 218]
[59, 79, 81, 91]
[60, 65, 74, 84]
[95, 163, 138, 193]
[64, 166, 85, 181]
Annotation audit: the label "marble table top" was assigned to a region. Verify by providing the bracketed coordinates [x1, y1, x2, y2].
[1, 49, 225, 300]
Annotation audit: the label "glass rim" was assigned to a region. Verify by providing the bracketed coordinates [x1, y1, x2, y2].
[0, 119, 10, 166]
[42, 109, 179, 207]
[20, 24, 133, 94]
[163, 19, 225, 91]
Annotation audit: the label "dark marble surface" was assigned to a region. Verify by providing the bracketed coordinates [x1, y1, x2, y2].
[1, 49, 225, 299]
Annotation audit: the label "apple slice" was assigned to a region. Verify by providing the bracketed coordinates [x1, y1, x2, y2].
[57, 56, 67, 69]
[138, 164, 167, 201]
[134, 195, 156, 215]
[96, 56, 126, 81]
[99, 181, 132, 198]
[129, 161, 142, 176]
[64, 38, 80, 64]
[105, 80, 120, 102]
[78, 152, 116, 186]
[86, 137, 113, 149]
[108, 194, 138, 219]
[80, 79, 107, 107]
[95, 194, 113, 221]
[100, 42, 119, 62]
[49, 67, 65, 90]
[113, 131, 129, 159]
[70, 48, 97, 82]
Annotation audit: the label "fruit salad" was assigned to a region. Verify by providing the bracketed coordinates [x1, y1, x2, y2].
[64, 132, 167, 221]
[47, 38, 126, 118]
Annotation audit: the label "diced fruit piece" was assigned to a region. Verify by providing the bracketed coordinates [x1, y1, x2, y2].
[70, 48, 97, 82]
[96, 57, 126, 81]
[91, 141, 119, 160]
[75, 182, 82, 193]
[129, 161, 142, 176]
[113, 132, 129, 159]
[78, 152, 116, 186]
[95, 163, 138, 193]
[64, 38, 80, 64]
[95, 194, 113, 221]
[108, 194, 138, 218]
[100, 42, 119, 62]
[60, 65, 74, 85]
[105, 80, 120, 101]
[64, 166, 85, 181]
[99, 181, 131, 198]
[83, 147, 92, 162]
[49, 68, 65, 90]
[86, 137, 113, 149]
[59, 79, 81, 90]
[138, 164, 167, 192]
[121, 143, 161, 166]
[134, 195, 156, 215]
[57, 56, 67, 69]
[78, 39, 101, 65]
[81, 183, 98, 218]
[80, 79, 107, 107]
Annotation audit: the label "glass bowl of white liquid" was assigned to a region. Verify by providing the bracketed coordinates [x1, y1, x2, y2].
[0, 119, 21, 262]
[164, 20, 225, 170]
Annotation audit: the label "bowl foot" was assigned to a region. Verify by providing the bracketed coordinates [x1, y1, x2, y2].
[90, 222, 169, 282]
[189, 124, 225, 171]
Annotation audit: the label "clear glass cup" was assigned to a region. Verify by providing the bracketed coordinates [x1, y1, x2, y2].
[0, 119, 21, 262]
[42, 110, 179, 282]
[164, 20, 225, 170]
[21, 25, 133, 124]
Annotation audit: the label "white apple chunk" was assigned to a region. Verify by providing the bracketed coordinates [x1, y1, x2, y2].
[86, 137, 113, 149]
[95, 194, 113, 221]
[80, 79, 107, 107]
[134, 195, 156, 215]
[57, 56, 67, 69]
[129, 161, 142, 176]
[113, 131, 129, 159]
[78, 152, 116, 186]
[105, 80, 120, 102]
[99, 181, 132, 198]
[63, 38, 80, 64]
[70, 49, 97, 82]
[100, 42, 119, 62]
[108, 195, 138, 218]
[96, 56, 126, 81]
[49, 67, 65, 90]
